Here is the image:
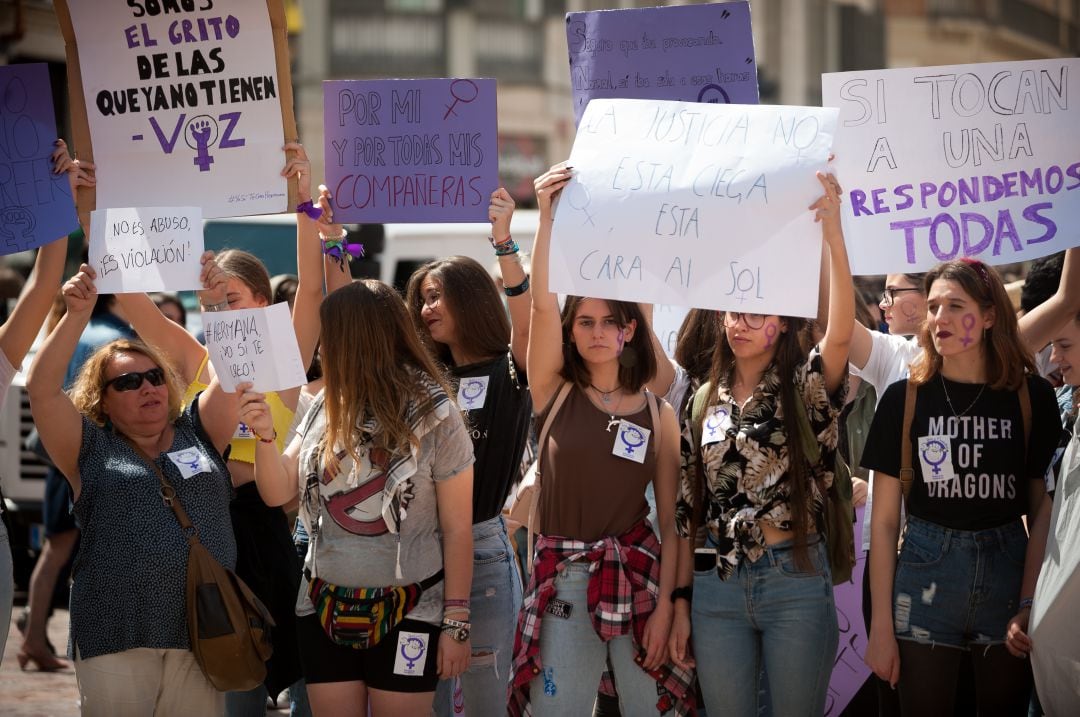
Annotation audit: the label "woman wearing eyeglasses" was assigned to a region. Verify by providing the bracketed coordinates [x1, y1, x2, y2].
[26, 264, 242, 716]
[667, 173, 854, 715]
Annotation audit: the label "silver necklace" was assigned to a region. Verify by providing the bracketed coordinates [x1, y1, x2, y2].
[590, 383, 621, 406]
[591, 387, 625, 432]
[940, 374, 986, 418]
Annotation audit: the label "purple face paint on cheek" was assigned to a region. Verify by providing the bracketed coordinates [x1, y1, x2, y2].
[900, 299, 919, 321]
[960, 314, 976, 347]
[764, 322, 778, 348]
[616, 329, 625, 356]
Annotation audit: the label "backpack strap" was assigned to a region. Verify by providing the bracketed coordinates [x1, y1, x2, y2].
[899, 381, 918, 508]
[527, 381, 573, 570]
[645, 390, 661, 457]
[688, 382, 713, 549]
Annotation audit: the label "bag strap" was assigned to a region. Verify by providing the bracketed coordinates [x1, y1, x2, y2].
[790, 392, 822, 467]
[645, 390, 661, 456]
[527, 382, 573, 570]
[1019, 377, 1031, 459]
[899, 380, 918, 509]
[121, 434, 198, 540]
[688, 381, 713, 549]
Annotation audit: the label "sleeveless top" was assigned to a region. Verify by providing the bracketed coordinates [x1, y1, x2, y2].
[182, 352, 293, 462]
[537, 385, 658, 542]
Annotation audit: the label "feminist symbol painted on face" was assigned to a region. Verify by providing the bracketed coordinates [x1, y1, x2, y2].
[400, 636, 426, 669]
[443, 79, 479, 120]
[616, 328, 626, 357]
[960, 314, 977, 347]
[461, 379, 484, 408]
[564, 182, 596, 227]
[620, 425, 646, 456]
[920, 439, 948, 477]
[764, 323, 778, 349]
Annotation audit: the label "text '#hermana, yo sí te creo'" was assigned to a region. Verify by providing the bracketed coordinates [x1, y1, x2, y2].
[849, 161, 1080, 264]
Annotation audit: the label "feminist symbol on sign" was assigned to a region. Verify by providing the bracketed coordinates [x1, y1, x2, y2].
[565, 183, 596, 227]
[444, 79, 479, 120]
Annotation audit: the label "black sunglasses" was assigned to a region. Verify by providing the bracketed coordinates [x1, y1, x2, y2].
[104, 367, 166, 392]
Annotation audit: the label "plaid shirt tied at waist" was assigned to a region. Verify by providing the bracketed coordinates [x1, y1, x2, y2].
[508, 520, 696, 716]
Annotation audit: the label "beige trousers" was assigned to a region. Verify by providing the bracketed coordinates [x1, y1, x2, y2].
[75, 647, 223, 717]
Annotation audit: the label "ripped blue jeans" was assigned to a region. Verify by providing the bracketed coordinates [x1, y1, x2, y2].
[434, 515, 522, 717]
[893, 515, 1027, 649]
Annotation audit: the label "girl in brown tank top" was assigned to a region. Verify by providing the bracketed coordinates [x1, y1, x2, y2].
[509, 164, 693, 717]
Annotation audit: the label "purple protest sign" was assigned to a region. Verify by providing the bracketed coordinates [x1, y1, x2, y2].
[826, 506, 872, 715]
[324, 78, 498, 223]
[566, 1, 758, 127]
[0, 64, 78, 255]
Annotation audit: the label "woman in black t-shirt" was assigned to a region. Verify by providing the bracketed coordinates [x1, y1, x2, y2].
[861, 258, 1059, 716]
[404, 188, 532, 717]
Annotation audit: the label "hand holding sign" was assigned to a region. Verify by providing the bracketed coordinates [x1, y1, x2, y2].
[238, 386, 276, 444]
[62, 264, 98, 316]
[533, 163, 573, 220]
[203, 303, 307, 393]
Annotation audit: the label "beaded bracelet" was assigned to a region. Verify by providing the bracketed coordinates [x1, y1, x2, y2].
[494, 239, 519, 257]
[253, 429, 277, 445]
[489, 234, 512, 249]
[1019, 597, 1034, 610]
[443, 599, 471, 610]
[504, 275, 530, 297]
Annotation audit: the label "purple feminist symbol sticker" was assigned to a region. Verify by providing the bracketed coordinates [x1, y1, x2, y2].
[461, 379, 484, 408]
[400, 636, 426, 670]
[921, 439, 948, 477]
[705, 408, 727, 433]
[960, 314, 977, 347]
[764, 323, 778, 348]
[621, 425, 646, 456]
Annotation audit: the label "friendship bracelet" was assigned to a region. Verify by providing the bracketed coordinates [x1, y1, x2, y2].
[321, 234, 364, 272]
[296, 199, 323, 221]
[504, 275, 530, 297]
[489, 234, 512, 249]
[1019, 597, 1034, 610]
[200, 300, 230, 312]
[253, 429, 277, 445]
[494, 239, 519, 257]
[443, 599, 471, 609]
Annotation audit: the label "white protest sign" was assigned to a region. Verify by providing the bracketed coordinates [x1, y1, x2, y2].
[203, 303, 306, 393]
[89, 206, 203, 293]
[653, 305, 690, 359]
[61, 0, 288, 218]
[549, 99, 837, 317]
[823, 59, 1080, 274]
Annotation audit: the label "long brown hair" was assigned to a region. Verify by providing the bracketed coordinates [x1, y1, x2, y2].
[69, 339, 183, 427]
[319, 280, 451, 472]
[909, 259, 1035, 390]
[559, 297, 656, 392]
[404, 256, 510, 367]
[703, 314, 817, 570]
[675, 309, 720, 383]
[217, 249, 273, 306]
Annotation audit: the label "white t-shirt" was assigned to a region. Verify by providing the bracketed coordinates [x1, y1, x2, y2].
[850, 331, 922, 551]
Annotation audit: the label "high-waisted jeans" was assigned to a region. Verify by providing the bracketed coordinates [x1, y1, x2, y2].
[692, 537, 838, 717]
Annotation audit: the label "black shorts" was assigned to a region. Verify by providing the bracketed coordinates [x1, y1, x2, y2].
[296, 613, 440, 692]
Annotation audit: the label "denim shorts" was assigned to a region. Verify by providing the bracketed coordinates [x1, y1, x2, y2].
[893, 515, 1027, 649]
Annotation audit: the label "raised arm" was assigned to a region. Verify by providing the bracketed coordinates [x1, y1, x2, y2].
[316, 184, 354, 296]
[639, 303, 677, 396]
[197, 376, 244, 456]
[285, 142, 323, 375]
[26, 266, 97, 496]
[490, 188, 531, 367]
[527, 164, 573, 409]
[0, 141, 93, 368]
[1019, 247, 1080, 353]
[813, 172, 855, 394]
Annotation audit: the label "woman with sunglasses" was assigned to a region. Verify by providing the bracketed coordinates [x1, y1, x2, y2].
[668, 172, 854, 715]
[114, 144, 330, 714]
[507, 164, 693, 717]
[241, 279, 474, 717]
[25, 263, 242, 715]
[861, 258, 1061, 715]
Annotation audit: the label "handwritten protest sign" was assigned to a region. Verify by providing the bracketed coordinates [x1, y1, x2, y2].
[653, 305, 690, 359]
[88, 206, 203, 293]
[324, 78, 498, 223]
[203, 302, 306, 393]
[0, 64, 78, 255]
[826, 507, 872, 715]
[549, 99, 837, 317]
[55, 0, 296, 219]
[566, 1, 758, 127]
[823, 59, 1080, 274]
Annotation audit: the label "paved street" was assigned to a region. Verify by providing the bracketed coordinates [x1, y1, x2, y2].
[1, 610, 79, 716]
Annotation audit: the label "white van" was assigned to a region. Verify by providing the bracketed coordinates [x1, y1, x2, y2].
[203, 210, 540, 290]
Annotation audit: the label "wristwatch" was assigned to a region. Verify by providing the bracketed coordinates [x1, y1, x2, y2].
[441, 617, 471, 643]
